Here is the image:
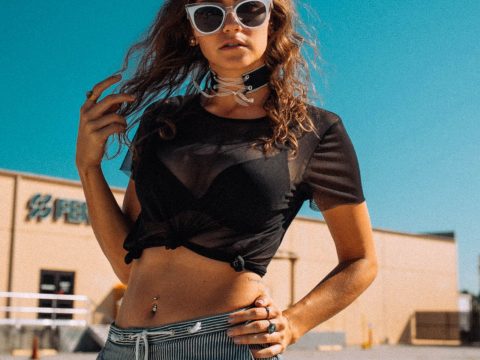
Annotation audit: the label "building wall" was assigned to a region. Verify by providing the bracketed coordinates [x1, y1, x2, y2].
[379, 231, 458, 344]
[0, 169, 459, 345]
[274, 217, 459, 345]
[0, 175, 15, 311]
[1, 170, 124, 324]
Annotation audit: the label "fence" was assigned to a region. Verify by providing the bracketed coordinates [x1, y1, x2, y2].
[0, 291, 93, 328]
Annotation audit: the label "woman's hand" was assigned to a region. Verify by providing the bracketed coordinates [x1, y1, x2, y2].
[76, 74, 136, 171]
[226, 293, 295, 359]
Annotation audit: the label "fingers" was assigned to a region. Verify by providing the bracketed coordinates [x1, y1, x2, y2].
[80, 112, 127, 144]
[227, 299, 287, 358]
[250, 343, 284, 359]
[95, 121, 127, 141]
[81, 93, 136, 122]
[232, 329, 283, 344]
[87, 112, 127, 132]
[228, 319, 284, 337]
[82, 74, 122, 110]
[228, 321, 286, 357]
[106, 102, 123, 114]
[76, 74, 133, 170]
[254, 293, 272, 307]
[234, 306, 280, 323]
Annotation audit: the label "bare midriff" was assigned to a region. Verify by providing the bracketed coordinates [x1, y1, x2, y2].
[114, 245, 268, 329]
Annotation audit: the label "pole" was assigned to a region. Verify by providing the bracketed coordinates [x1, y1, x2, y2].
[30, 335, 40, 359]
[477, 254, 480, 299]
[6, 175, 19, 319]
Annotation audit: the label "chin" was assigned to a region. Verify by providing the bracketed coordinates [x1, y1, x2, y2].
[212, 57, 262, 70]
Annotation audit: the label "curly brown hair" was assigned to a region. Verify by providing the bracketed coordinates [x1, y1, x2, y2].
[108, 0, 325, 162]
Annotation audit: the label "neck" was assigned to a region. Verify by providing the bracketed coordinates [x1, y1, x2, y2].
[205, 64, 271, 109]
[208, 61, 266, 79]
[201, 85, 271, 111]
[193, 63, 271, 108]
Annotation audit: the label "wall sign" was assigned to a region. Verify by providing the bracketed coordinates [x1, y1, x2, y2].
[27, 193, 90, 225]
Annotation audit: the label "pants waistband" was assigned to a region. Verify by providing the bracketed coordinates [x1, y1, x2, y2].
[107, 304, 256, 346]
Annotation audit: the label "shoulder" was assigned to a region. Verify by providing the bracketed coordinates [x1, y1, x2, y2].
[135, 94, 196, 131]
[138, 95, 198, 128]
[304, 102, 343, 141]
[144, 94, 197, 118]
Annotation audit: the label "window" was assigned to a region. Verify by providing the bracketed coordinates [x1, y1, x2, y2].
[38, 270, 75, 320]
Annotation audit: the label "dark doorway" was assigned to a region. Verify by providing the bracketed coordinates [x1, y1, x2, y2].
[38, 270, 75, 320]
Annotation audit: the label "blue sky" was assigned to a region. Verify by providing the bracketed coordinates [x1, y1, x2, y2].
[1, 1, 479, 294]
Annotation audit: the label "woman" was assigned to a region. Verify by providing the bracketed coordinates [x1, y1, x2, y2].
[76, 0, 377, 359]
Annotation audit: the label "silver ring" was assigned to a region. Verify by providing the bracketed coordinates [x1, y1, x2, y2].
[267, 320, 276, 334]
[264, 306, 270, 319]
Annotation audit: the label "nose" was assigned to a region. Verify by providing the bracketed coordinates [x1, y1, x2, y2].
[222, 9, 242, 32]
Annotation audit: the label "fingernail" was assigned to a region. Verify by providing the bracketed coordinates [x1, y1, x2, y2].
[257, 299, 264, 305]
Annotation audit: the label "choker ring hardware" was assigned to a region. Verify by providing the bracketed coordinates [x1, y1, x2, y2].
[192, 64, 271, 107]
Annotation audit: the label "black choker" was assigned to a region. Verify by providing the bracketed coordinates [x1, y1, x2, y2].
[192, 64, 271, 106]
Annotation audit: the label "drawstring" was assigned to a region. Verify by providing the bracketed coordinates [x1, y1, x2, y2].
[129, 321, 202, 360]
[130, 329, 175, 360]
[193, 77, 255, 107]
[187, 321, 202, 333]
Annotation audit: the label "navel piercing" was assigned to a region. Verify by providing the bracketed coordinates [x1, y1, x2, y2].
[151, 296, 160, 315]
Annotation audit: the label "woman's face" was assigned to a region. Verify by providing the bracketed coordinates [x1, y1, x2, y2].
[190, 0, 271, 76]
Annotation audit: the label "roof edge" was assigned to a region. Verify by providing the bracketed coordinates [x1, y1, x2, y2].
[0, 168, 126, 193]
[295, 214, 456, 242]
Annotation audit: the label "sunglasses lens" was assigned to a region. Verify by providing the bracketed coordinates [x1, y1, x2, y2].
[237, 1, 268, 27]
[193, 6, 224, 33]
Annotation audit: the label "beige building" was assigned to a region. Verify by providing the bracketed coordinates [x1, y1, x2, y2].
[0, 168, 460, 347]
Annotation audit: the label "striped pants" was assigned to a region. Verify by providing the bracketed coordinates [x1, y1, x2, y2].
[96, 305, 283, 360]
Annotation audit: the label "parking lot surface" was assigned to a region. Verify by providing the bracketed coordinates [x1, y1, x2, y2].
[1, 345, 479, 360]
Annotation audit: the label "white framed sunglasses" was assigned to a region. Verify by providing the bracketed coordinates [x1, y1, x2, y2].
[185, 0, 273, 36]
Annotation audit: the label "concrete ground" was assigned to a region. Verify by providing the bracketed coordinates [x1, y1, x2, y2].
[284, 345, 480, 360]
[1, 345, 480, 360]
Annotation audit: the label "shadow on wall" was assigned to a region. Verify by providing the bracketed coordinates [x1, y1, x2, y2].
[399, 311, 469, 345]
[93, 283, 126, 324]
[398, 314, 413, 344]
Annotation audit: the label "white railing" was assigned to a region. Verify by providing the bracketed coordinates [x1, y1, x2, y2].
[0, 291, 93, 328]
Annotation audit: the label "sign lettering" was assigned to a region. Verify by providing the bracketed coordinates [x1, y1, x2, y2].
[27, 193, 90, 225]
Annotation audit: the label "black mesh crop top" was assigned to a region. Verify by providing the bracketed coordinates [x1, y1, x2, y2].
[119, 93, 365, 277]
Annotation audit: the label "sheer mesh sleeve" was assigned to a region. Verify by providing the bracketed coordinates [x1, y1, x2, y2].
[119, 103, 157, 180]
[302, 117, 365, 212]
[119, 143, 135, 179]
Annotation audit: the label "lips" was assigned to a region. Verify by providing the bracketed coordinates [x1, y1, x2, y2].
[220, 40, 247, 49]
[221, 44, 246, 49]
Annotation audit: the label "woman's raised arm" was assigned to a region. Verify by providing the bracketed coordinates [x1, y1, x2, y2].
[76, 74, 137, 285]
